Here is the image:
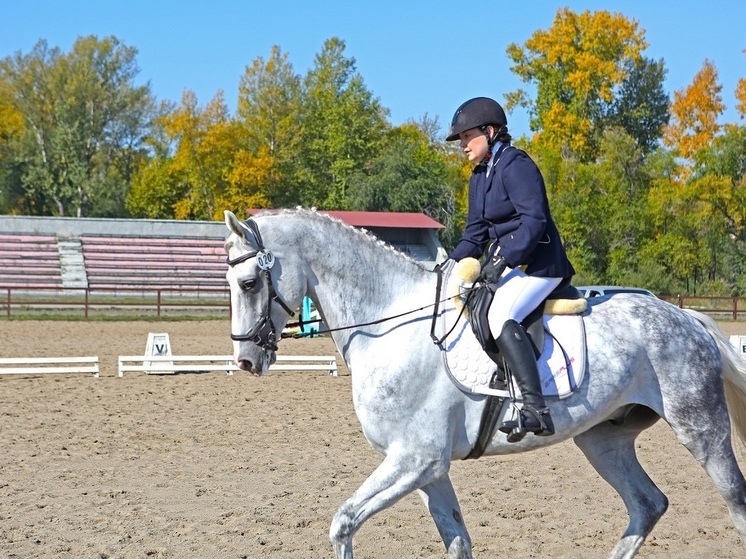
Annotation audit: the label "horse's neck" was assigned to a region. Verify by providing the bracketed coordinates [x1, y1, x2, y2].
[291, 221, 432, 340]
[309, 254, 429, 323]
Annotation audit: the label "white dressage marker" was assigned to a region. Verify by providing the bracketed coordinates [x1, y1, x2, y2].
[731, 335, 746, 358]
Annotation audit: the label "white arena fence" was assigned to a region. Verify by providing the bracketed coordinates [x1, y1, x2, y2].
[0, 356, 100, 377]
[118, 354, 338, 377]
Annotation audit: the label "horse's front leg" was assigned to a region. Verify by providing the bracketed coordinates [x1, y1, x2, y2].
[330, 451, 462, 558]
[417, 475, 473, 558]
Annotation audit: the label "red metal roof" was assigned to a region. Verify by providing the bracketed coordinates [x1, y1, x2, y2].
[247, 209, 444, 229]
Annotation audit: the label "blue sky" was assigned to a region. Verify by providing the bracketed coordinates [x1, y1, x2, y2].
[2, 1, 744, 136]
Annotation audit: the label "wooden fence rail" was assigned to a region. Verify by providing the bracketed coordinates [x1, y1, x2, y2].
[660, 295, 744, 321]
[0, 286, 745, 321]
[0, 286, 229, 318]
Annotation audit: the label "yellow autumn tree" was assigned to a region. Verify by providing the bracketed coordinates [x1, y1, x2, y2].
[0, 78, 24, 146]
[736, 49, 746, 119]
[169, 91, 240, 220]
[128, 90, 243, 220]
[663, 59, 725, 161]
[736, 51, 746, 119]
[0, 79, 26, 213]
[506, 8, 650, 160]
[650, 60, 744, 293]
[217, 146, 274, 219]
[737, 78, 746, 119]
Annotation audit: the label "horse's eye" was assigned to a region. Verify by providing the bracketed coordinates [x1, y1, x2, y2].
[239, 279, 256, 292]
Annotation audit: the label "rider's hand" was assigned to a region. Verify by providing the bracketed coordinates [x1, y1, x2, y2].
[482, 254, 507, 284]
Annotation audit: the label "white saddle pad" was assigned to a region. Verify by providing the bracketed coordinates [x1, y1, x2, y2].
[437, 275, 586, 400]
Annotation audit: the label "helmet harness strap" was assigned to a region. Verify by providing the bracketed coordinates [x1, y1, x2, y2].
[480, 125, 498, 164]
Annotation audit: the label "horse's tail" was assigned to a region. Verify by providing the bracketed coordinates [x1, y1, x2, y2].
[683, 308, 746, 445]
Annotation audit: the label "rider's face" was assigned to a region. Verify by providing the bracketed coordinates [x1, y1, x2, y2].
[458, 126, 492, 162]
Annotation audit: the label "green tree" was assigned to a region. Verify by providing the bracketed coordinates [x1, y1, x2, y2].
[0, 36, 154, 216]
[299, 37, 389, 208]
[1, 40, 64, 215]
[532, 127, 656, 287]
[691, 126, 746, 293]
[594, 127, 655, 283]
[236, 45, 303, 207]
[536, 146, 610, 283]
[606, 57, 670, 154]
[346, 120, 460, 239]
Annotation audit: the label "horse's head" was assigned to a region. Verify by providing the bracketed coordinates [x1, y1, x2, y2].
[224, 210, 305, 375]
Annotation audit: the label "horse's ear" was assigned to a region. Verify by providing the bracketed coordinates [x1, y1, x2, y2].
[225, 210, 248, 239]
[225, 210, 262, 249]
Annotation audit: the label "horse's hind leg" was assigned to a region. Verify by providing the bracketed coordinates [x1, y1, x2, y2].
[574, 410, 668, 559]
[417, 475, 472, 559]
[667, 402, 746, 546]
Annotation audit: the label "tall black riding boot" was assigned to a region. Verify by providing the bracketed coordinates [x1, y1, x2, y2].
[495, 320, 555, 443]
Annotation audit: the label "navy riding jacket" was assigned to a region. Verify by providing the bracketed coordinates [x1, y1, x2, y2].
[449, 145, 575, 279]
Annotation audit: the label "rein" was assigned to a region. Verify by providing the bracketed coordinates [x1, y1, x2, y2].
[283, 263, 465, 339]
[284, 293, 459, 339]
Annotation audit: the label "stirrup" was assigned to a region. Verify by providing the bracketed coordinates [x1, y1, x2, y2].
[499, 406, 555, 443]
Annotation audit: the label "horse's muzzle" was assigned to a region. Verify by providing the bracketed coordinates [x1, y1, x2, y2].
[236, 359, 261, 376]
[235, 350, 276, 376]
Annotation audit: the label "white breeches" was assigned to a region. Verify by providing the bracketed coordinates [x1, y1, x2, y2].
[487, 267, 562, 339]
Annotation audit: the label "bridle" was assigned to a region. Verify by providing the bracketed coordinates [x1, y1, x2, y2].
[227, 219, 295, 352]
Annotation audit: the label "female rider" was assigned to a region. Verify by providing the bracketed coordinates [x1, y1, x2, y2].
[446, 97, 575, 442]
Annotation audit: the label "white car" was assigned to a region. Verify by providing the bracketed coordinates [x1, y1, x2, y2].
[577, 285, 656, 298]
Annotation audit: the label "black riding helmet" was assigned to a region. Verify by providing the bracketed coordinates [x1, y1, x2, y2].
[446, 97, 508, 142]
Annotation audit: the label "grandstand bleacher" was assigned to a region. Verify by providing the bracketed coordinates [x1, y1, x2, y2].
[0, 232, 227, 293]
[0, 233, 63, 289]
[0, 212, 444, 295]
[79, 235, 227, 291]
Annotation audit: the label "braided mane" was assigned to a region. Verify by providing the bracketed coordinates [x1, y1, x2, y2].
[253, 207, 428, 272]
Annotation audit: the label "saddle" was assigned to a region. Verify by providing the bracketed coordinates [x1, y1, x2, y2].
[454, 258, 586, 383]
[434, 259, 587, 458]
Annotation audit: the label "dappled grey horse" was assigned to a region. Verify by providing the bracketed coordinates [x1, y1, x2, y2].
[224, 208, 746, 559]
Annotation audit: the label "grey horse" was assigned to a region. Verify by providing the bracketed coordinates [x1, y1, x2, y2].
[224, 208, 746, 559]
